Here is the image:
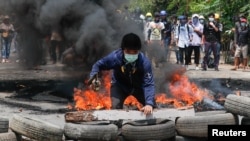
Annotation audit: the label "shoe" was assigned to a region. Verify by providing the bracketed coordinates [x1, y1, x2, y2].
[195, 67, 199, 70]
[2, 59, 5, 63]
[185, 65, 189, 70]
[202, 67, 207, 71]
[215, 67, 219, 71]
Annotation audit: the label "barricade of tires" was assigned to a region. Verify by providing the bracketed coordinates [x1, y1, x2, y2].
[0, 116, 18, 141]
[2, 94, 250, 141]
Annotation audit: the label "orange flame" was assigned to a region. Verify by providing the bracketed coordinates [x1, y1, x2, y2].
[167, 73, 210, 107]
[73, 71, 211, 110]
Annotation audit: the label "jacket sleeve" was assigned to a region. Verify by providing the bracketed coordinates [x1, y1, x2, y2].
[89, 52, 116, 78]
[142, 60, 155, 106]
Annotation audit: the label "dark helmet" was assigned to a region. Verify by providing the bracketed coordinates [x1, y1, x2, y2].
[121, 33, 141, 50]
[154, 12, 160, 17]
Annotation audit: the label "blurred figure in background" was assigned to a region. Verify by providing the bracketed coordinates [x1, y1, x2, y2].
[231, 16, 250, 71]
[0, 15, 15, 63]
[160, 10, 172, 62]
[188, 14, 203, 70]
[50, 28, 64, 64]
[147, 12, 165, 68]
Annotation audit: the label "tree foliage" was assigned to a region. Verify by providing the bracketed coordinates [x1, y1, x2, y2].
[128, 0, 250, 32]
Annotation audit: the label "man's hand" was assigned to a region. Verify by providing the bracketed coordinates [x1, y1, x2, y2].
[141, 105, 153, 115]
[89, 79, 101, 91]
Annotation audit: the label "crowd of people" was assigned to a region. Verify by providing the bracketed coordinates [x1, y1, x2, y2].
[140, 10, 250, 71]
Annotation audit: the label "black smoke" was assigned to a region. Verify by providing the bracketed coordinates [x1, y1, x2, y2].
[0, 0, 144, 69]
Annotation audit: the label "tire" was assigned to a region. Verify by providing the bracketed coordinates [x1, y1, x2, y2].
[121, 118, 175, 140]
[195, 110, 227, 116]
[241, 117, 250, 125]
[0, 131, 17, 141]
[9, 114, 63, 141]
[0, 116, 9, 133]
[175, 136, 207, 141]
[224, 94, 250, 117]
[175, 113, 237, 137]
[64, 122, 119, 141]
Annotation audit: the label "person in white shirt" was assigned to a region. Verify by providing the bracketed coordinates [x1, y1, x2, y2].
[147, 12, 165, 68]
[188, 14, 204, 70]
[175, 15, 193, 69]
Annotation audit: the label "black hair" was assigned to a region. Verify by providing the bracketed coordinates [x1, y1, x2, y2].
[121, 33, 141, 50]
[208, 13, 215, 17]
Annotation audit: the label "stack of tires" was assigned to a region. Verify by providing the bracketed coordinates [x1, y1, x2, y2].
[0, 116, 17, 141]
[63, 119, 176, 141]
[3, 94, 250, 141]
[9, 114, 64, 141]
[224, 94, 250, 125]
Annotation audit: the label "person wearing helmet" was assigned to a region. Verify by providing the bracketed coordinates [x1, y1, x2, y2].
[213, 13, 223, 68]
[199, 15, 205, 25]
[89, 33, 155, 115]
[160, 10, 172, 62]
[147, 12, 165, 68]
[175, 15, 193, 70]
[231, 17, 250, 71]
[142, 12, 153, 44]
[0, 15, 15, 63]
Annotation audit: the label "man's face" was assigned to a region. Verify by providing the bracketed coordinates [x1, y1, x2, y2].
[193, 17, 199, 24]
[208, 16, 214, 22]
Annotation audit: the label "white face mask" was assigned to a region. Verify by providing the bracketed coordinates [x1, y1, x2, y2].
[209, 17, 214, 22]
[124, 53, 138, 63]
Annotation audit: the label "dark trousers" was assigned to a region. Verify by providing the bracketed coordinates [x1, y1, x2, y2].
[50, 40, 63, 62]
[179, 46, 189, 65]
[203, 41, 219, 68]
[188, 45, 200, 65]
[110, 83, 145, 109]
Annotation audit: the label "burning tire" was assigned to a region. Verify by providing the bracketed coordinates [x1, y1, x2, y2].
[0, 131, 18, 141]
[224, 94, 250, 117]
[9, 114, 63, 141]
[175, 113, 238, 137]
[121, 118, 175, 141]
[0, 117, 9, 133]
[64, 122, 119, 141]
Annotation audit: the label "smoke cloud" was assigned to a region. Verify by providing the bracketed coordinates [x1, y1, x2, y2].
[0, 0, 143, 69]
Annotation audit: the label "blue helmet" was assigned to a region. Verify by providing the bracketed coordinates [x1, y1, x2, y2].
[160, 10, 167, 16]
[178, 15, 186, 20]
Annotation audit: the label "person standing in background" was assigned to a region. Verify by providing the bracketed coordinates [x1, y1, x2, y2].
[175, 15, 193, 70]
[147, 12, 165, 68]
[0, 15, 14, 63]
[160, 10, 172, 62]
[50, 29, 64, 64]
[202, 13, 220, 71]
[188, 14, 203, 70]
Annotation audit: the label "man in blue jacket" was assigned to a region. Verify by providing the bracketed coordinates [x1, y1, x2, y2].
[89, 33, 155, 115]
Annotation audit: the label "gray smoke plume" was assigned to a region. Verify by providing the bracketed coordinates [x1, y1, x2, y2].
[0, 0, 143, 68]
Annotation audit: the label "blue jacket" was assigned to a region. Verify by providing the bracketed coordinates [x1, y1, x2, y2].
[90, 48, 155, 106]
